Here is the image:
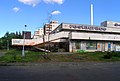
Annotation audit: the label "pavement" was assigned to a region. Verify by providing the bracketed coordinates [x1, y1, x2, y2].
[0, 62, 120, 81]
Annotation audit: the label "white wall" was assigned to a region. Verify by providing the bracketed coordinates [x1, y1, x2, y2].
[12, 31, 69, 46]
[71, 32, 120, 41]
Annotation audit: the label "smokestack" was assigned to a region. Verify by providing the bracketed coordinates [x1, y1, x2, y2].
[90, 4, 94, 25]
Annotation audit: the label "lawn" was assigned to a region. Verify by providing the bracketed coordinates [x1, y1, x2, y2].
[0, 50, 120, 63]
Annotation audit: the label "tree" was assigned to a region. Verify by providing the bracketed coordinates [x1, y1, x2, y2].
[18, 31, 22, 38]
[0, 31, 22, 50]
[16, 31, 19, 38]
[4, 31, 9, 38]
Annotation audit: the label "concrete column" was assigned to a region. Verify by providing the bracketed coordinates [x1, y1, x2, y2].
[69, 40, 73, 52]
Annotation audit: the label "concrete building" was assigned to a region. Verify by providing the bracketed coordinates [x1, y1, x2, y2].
[22, 31, 31, 39]
[12, 21, 120, 52]
[51, 22, 120, 52]
[33, 28, 44, 39]
[33, 20, 59, 39]
[44, 20, 59, 35]
[101, 21, 120, 27]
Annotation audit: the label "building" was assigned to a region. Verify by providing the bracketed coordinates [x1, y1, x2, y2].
[22, 31, 31, 39]
[101, 21, 120, 27]
[51, 22, 120, 52]
[33, 20, 59, 38]
[33, 28, 44, 39]
[12, 21, 120, 52]
[44, 20, 59, 35]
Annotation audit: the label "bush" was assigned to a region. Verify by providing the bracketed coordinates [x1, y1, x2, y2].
[103, 52, 120, 59]
[111, 52, 120, 57]
[103, 52, 112, 59]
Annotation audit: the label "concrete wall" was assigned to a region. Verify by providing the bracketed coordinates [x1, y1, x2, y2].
[70, 32, 120, 41]
[12, 31, 69, 46]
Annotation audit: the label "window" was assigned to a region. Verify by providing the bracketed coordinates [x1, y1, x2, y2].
[75, 41, 81, 49]
[113, 42, 120, 46]
[86, 41, 97, 50]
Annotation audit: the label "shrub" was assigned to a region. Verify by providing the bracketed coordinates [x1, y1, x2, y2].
[103, 52, 112, 59]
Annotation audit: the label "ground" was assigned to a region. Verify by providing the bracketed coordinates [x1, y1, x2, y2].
[0, 62, 120, 81]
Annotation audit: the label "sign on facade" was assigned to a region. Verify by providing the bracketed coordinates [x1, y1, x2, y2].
[108, 43, 111, 49]
[69, 24, 106, 31]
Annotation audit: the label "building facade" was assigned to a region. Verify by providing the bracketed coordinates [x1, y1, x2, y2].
[22, 31, 31, 39]
[52, 22, 120, 52]
[33, 28, 44, 39]
[44, 20, 59, 35]
[12, 21, 120, 52]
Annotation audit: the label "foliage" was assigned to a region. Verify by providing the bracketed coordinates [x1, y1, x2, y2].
[0, 31, 22, 50]
[103, 52, 120, 59]
[103, 52, 112, 59]
[76, 50, 86, 53]
[0, 51, 120, 63]
[0, 50, 44, 63]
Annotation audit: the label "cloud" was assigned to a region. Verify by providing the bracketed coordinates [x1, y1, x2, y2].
[18, 0, 41, 7]
[43, 0, 64, 4]
[51, 10, 61, 15]
[18, 0, 64, 7]
[13, 7, 20, 12]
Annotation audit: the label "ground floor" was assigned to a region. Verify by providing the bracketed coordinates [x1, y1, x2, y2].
[13, 39, 120, 52]
[39, 39, 120, 52]
[34, 38, 120, 52]
[69, 40, 120, 52]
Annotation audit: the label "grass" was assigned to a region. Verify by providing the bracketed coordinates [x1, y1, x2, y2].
[0, 50, 120, 63]
[0, 50, 45, 63]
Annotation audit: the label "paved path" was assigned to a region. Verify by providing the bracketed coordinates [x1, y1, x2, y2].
[0, 62, 120, 81]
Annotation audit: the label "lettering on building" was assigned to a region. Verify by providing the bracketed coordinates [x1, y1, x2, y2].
[69, 25, 106, 31]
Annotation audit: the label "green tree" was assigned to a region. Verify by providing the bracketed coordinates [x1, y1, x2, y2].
[0, 31, 22, 50]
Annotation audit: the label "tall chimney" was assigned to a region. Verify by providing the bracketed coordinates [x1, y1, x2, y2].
[90, 4, 94, 25]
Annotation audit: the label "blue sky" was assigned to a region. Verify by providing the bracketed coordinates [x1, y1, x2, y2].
[0, 0, 120, 37]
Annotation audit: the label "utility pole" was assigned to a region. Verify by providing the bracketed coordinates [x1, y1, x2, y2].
[22, 25, 27, 57]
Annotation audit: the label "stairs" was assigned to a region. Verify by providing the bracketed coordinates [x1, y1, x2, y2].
[34, 46, 50, 52]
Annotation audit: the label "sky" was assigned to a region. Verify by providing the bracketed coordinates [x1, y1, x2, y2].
[0, 0, 120, 37]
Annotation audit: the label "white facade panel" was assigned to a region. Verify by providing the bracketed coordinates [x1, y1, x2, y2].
[12, 39, 33, 46]
[12, 32, 69, 46]
[71, 32, 120, 41]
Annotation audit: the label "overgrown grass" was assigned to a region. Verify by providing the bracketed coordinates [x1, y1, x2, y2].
[0, 50, 45, 63]
[0, 50, 120, 63]
[75, 52, 120, 62]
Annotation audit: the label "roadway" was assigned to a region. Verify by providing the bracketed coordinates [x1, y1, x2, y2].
[0, 62, 120, 81]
